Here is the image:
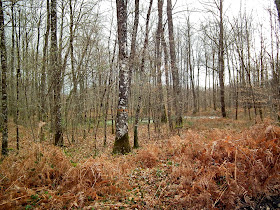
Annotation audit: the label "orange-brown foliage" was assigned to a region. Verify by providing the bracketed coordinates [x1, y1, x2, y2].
[0, 120, 279, 209]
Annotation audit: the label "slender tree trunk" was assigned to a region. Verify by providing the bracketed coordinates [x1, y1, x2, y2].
[212, 52, 217, 111]
[167, 0, 182, 126]
[127, 0, 140, 148]
[187, 20, 197, 114]
[111, 96, 115, 135]
[147, 59, 153, 139]
[69, 0, 78, 143]
[235, 73, 239, 120]
[219, 0, 226, 117]
[189, 59, 197, 114]
[133, 0, 153, 148]
[40, 0, 50, 122]
[16, 10, 21, 150]
[0, 0, 8, 156]
[204, 53, 208, 111]
[158, 0, 173, 130]
[156, 0, 167, 124]
[35, 13, 42, 121]
[51, 0, 63, 146]
[197, 57, 200, 113]
[128, 0, 139, 88]
[104, 39, 117, 146]
[273, 0, 280, 121]
[113, 0, 131, 154]
[162, 34, 173, 131]
[10, 3, 15, 118]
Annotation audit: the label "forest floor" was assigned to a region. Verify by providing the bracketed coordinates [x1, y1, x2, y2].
[0, 115, 280, 209]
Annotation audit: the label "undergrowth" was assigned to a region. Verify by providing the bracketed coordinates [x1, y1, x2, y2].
[0, 118, 279, 209]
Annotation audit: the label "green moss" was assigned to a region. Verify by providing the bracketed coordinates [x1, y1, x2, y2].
[133, 127, 139, 149]
[112, 133, 131, 154]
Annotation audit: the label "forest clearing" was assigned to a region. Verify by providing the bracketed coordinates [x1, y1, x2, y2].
[1, 115, 280, 209]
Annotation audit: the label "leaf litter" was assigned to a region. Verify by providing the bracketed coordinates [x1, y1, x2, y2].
[0, 118, 280, 209]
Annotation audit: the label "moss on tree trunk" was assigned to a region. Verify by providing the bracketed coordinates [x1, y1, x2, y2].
[133, 126, 139, 148]
[113, 132, 131, 154]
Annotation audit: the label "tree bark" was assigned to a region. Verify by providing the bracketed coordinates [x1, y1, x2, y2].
[128, 0, 139, 88]
[50, 0, 63, 146]
[156, 0, 167, 124]
[40, 0, 50, 122]
[273, 0, 280, 121]
[113, 0, 131, 154]
[186, 18, 197, 114]
[0, 0, 8, 156]
[160, 28, 173, 130]
[16, 9, 21, 149]
[133, 0, 153, 148]
[10, 2, 15, 119]
[219, 0, 226, 117]
[167, 0, 182, 127]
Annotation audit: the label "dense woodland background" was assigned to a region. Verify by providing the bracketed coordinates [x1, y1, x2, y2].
[0, 0, 280, 209]
[0, 0, 279, 153]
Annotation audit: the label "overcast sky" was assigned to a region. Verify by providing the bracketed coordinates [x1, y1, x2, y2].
[98, 0, 278, 85]
[172, 0, 276, 25]
[99, 0, 277, 35]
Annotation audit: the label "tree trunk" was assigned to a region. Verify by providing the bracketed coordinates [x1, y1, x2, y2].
[40, 0, 50, 122]
[69, 0, 78, 143]
[128, 0, 139, 88]
[0, 0, 8, 156]
[128, 0, 140, 148]
[133, 0, 153, 148]
[212, 51, 217, 111]
[104, 39, 117, 146]
[161, 32, 173, 131]
[167, 0, 182, 127]
[273, 0, 280, 121]
[219, 0, 226, 118]
[50, 0, 63, 146]
[10, 2, 15, 119]
[204, 52, 208, 111]
[187, 18, 197, 114]
[156, 0, 167, 124]
[113, 0, 131, 154]
[16, 9, 21, 149]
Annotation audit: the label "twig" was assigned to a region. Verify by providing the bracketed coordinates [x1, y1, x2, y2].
[5, 175, 24, 192]
[0, 175, 7, 183]
[0, 195, 28, 206]
[213, 185, 228, 208]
